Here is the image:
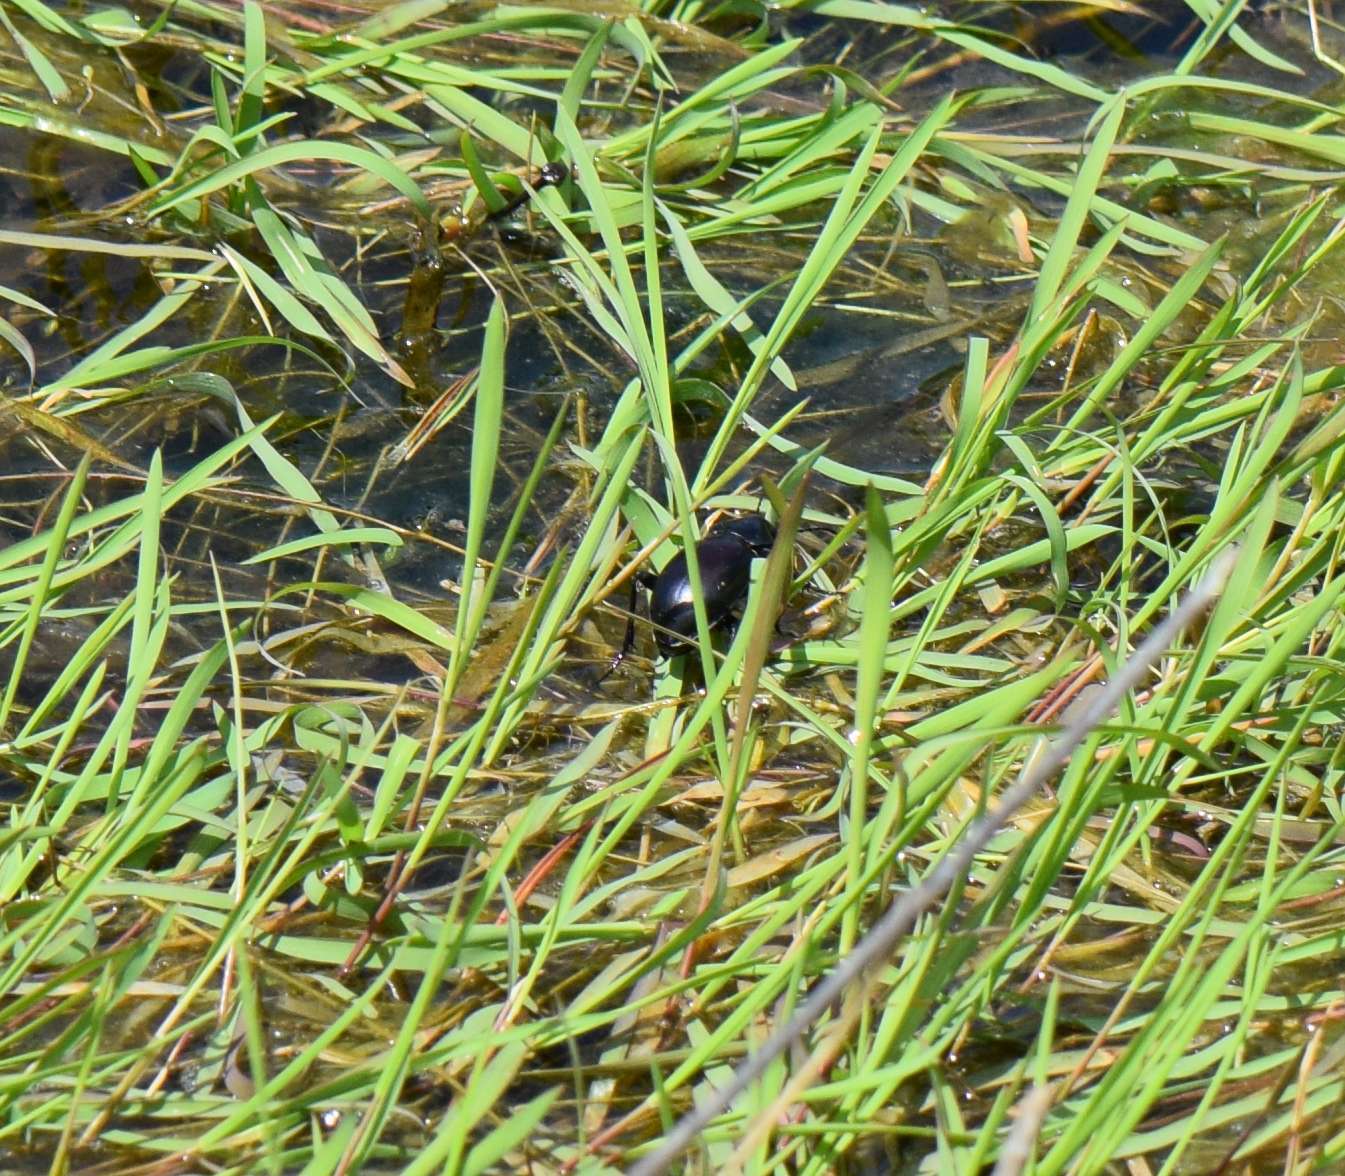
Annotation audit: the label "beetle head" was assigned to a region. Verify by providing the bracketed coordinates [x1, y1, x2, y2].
[711, 514, 774, 556]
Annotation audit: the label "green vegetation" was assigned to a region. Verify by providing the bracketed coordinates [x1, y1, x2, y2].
[1, 0, 1344, 1171]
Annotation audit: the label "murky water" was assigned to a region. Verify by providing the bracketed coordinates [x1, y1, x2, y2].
[1, 1, 1342, 1171]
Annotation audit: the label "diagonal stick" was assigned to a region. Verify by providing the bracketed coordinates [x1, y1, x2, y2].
[627, 548, 1235, 1176]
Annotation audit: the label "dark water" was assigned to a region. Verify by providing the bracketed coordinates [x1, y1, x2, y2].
[0, 0, 1327, 600]
[0, 4, 1340, 1169]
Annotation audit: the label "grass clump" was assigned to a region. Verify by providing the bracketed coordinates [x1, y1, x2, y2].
[1, 0, 1345, 1172]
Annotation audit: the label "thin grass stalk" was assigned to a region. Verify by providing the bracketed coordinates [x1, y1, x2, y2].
[840, 487, 894, 956]
[0, 453, 89, 735]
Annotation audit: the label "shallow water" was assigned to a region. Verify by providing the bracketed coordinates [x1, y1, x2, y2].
[1, 1, 1342, 1171]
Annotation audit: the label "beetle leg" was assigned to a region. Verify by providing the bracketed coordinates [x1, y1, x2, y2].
[596, 577, 643, 684]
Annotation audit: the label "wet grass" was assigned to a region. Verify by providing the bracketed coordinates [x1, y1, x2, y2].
[3, 0, 1345, 1172]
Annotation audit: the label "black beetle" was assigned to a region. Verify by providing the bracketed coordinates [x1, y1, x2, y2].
[646, 515, 775, 657]
[487, 161, 568, 221]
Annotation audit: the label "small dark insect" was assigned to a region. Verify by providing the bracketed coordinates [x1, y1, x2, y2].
[487, 161, 569, 221]
[645, 515, 775, 658]
[537, 161, 569, 186]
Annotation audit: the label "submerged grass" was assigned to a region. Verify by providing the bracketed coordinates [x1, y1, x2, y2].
[2, 0, 1345, 1172]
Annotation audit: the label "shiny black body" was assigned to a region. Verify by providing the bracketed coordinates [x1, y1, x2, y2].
[488, 161, 569, 220]
[649, 516, 775, 657]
